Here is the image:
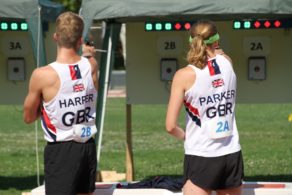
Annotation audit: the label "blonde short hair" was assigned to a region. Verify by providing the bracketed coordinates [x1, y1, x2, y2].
[55, 11, 84, 49]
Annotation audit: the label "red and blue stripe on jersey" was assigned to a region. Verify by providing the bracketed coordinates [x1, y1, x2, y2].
[184, 100, 201, 127]
[41, 108, 57, 141]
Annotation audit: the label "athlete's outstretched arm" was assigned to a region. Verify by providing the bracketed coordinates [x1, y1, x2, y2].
[82, 44, 99, 90]
[88, 56, 98, 90]
[23, 69, 43, 124]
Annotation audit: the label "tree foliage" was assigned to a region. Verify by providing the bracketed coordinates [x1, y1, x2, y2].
[52, 0, 82, 13]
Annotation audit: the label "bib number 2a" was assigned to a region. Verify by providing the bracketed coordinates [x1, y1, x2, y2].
[216, 121, 229, 133]
[208, 119, 232, 139]
[73, 124, 97, 143]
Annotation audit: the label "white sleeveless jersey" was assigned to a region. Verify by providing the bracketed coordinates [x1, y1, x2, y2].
[184, 54, 241, 157]
[41, 57, 97, 142]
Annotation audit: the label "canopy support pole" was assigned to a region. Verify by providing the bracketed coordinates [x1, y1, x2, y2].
[95, 22, 121, 178]
[126, 104, 134, 181]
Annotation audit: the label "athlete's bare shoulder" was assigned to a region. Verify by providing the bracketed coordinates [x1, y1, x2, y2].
[215, 48, 233, 64]
[175, 65, 195, 75]
[32, 64, 57, 82]
[172, 65, 196, 91]
[175, 65, 196, 81]
[29, 64, 59, 96]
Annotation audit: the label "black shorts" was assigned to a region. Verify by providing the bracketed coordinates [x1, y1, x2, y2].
[183, 151, 244, 190]
[44, 138, 97, 195]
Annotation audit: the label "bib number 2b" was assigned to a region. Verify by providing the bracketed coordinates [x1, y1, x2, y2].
[73, 124, 97, 143]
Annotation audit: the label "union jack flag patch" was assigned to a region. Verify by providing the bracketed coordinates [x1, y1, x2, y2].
[212, 78, 224, 88]
[73, 83, 85, 92]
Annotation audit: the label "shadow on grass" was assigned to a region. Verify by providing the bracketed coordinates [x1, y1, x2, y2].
[1, 174, 291, 191]
[143, 174, 183, 180]
[143, 174, 292, 183]
[0, 175, 44, 191]
[244, 175, 292, 182]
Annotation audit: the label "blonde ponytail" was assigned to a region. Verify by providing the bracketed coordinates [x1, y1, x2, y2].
[187, 20, 218, 69]
[187, 35, 207, 69]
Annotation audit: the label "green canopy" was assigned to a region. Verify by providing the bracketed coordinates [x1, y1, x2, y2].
[0, 0, 46, 66]
[79, 0, 292, 180]
[81, 0, 292, 22]
[80, 0, 292, 40]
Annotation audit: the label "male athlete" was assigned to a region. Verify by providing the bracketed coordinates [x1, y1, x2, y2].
[23, 11, 98, 195]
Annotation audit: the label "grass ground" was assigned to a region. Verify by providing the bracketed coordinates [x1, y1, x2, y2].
[0, 98, 292, 194]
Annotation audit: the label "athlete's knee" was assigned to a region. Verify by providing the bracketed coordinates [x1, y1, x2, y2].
[183, 180, 211, 195]
[216, 185, 242, 195]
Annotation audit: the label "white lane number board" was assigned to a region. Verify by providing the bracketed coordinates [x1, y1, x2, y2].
[157, 36, 183, 55]
[243, 36, 270, 56]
